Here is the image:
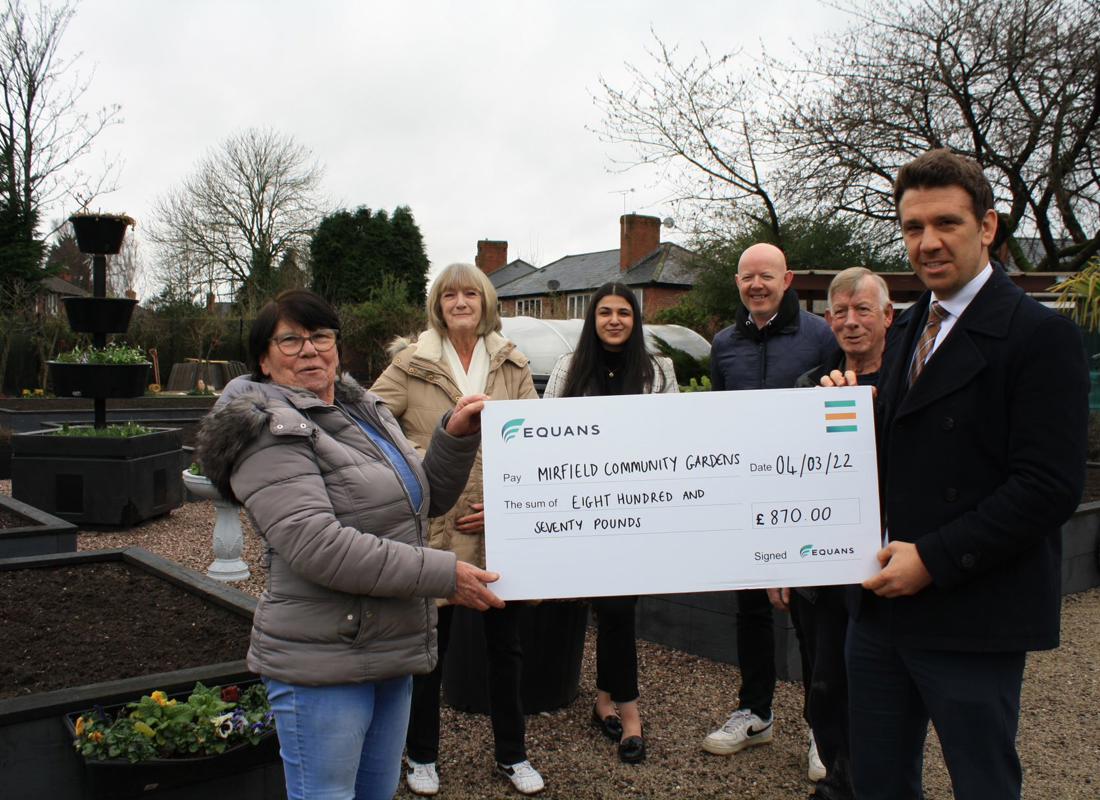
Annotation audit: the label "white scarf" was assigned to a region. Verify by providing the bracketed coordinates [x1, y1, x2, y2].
[442, 336, 490, 395]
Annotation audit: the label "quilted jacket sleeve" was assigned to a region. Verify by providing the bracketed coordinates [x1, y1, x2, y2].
[231, 418, 457, 600]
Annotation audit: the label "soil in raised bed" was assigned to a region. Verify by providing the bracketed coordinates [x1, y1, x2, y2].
[0, 562, 251, 700]
[0, 507, 31, 528]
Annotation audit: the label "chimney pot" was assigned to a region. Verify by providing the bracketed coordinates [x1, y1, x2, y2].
[476, 240, 508, 275]
[620, 214, 661, 271]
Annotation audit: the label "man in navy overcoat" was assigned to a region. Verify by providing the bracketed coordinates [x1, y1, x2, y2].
[833, 149, 1088, 800]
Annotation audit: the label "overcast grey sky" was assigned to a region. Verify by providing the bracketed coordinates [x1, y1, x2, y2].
[56, 0, 847, 296]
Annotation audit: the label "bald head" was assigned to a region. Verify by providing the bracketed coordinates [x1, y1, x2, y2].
[736, 242, 794, 326]
[737, 242, 787, 272]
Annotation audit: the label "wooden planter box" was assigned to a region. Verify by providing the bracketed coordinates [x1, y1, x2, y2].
[48, 362, 150, 399]
[11, 428, 183, 527]
[0, 548, 284, 800]
[63, 297, 138, 334]
[0, 494, 77, 558]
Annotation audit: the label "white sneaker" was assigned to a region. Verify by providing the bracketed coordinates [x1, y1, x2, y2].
[496, 759, 545, 795]
[702, 708, 774, 755]
[405, 758, 439, 796]
[808, 731, 826, 782]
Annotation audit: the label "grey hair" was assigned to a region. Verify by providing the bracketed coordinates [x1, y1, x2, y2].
[426, 263, 502, 337]
[827, 267, 890, 309]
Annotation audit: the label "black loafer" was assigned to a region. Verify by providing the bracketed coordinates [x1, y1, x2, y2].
[591, 704, 622, 741]
[618, 735, 646, 764]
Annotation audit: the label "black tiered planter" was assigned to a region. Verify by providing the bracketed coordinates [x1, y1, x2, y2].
[10, 212, 184, 528]
[63, 297, 138, 334]
[48, 362, 149, 398]
[69, 214, 130, 255]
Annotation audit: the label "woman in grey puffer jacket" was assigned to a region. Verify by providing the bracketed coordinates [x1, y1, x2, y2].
[197, 289, 503, 800]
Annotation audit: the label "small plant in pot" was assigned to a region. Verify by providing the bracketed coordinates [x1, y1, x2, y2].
[49, 344, 151, 398]
[70, 681, 276, 763]
[68, 211, 135, 256]
[51, 421, 153, 439]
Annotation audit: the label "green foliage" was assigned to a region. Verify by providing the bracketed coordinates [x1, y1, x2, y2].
[0, 144, 46, 289]
[339, 276, 426, 382]
[53, 422, 152, 438]
[54, 343, 148, 365]
[187, 461, 203, 475]
[650, 335, 709, 385]
[310, 205, 429, 306]
[1049, 258, 1100, 333]
[679, 375, 713, 392]
[72, 682, 275, 763]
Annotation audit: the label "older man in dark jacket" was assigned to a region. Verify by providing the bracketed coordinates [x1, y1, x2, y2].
[703, 243, 837, 769]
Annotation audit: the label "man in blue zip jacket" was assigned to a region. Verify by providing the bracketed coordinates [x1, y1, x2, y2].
[703, 243, 837, 768]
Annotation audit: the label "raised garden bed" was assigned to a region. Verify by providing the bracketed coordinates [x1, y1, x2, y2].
[0, 547, 284, 800]
[11, 428, 183, 527]
[0, 493, 76, 558]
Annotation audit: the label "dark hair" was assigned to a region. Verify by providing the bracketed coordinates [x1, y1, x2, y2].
[248, 289, 342, 381]
[893, 148, 995, 222]
[559, 282, 655, 398]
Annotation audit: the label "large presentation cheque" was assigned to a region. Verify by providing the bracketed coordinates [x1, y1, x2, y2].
[481, 386, 882, 601]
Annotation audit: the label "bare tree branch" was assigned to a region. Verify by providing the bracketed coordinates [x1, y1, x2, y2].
[148, 128, 325, 308]
[778, 0, 1100, 270]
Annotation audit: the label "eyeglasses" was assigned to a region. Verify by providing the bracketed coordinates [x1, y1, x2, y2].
[271, 328, 338, 356]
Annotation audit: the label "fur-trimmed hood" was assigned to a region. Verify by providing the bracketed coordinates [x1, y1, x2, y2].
[197, 373, 368, 503]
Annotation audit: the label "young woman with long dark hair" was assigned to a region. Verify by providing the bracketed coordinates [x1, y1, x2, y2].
[543, 282, 678, 763]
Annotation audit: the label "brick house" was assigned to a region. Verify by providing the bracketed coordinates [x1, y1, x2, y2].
[477, 214, 696, 322]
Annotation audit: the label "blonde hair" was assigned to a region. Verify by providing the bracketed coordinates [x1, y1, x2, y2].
[827, 267, 890, 309]
[427, 263, 501, 337]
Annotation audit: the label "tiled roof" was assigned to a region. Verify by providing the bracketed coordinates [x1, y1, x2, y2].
[488, 259, 538, 289]
[496, 243, 698, 298]
[41, 276, 90, 297]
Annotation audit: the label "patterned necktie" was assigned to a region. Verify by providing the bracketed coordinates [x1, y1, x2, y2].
[908, 301, 947, 386]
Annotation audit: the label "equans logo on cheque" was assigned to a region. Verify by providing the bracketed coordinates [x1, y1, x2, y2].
[800, 543, 856, 559]
[501, 418, 525, 442]
[500, 417, 601, 443]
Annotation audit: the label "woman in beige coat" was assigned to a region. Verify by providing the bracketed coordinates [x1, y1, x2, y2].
[371, 263, 542, 796]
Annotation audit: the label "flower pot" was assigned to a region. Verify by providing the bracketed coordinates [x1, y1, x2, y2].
[69, 215, 131, 255]
[63, 297, 138, 334]
[48, 362, 150, 399]
[63, 679, 280, 800]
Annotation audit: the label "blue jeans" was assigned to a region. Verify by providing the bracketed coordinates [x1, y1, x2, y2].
[264, 675, 413, 800]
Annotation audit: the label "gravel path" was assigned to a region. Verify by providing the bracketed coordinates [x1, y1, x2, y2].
[69, 497, 1100, 799]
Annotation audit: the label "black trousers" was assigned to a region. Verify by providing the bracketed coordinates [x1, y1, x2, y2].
[790, 587, 854, 800]
[592, 595, 639, 703]
[406, 604, 526, 766]
[735, 588, 776, 717]
[846, 612, 1026, 800]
